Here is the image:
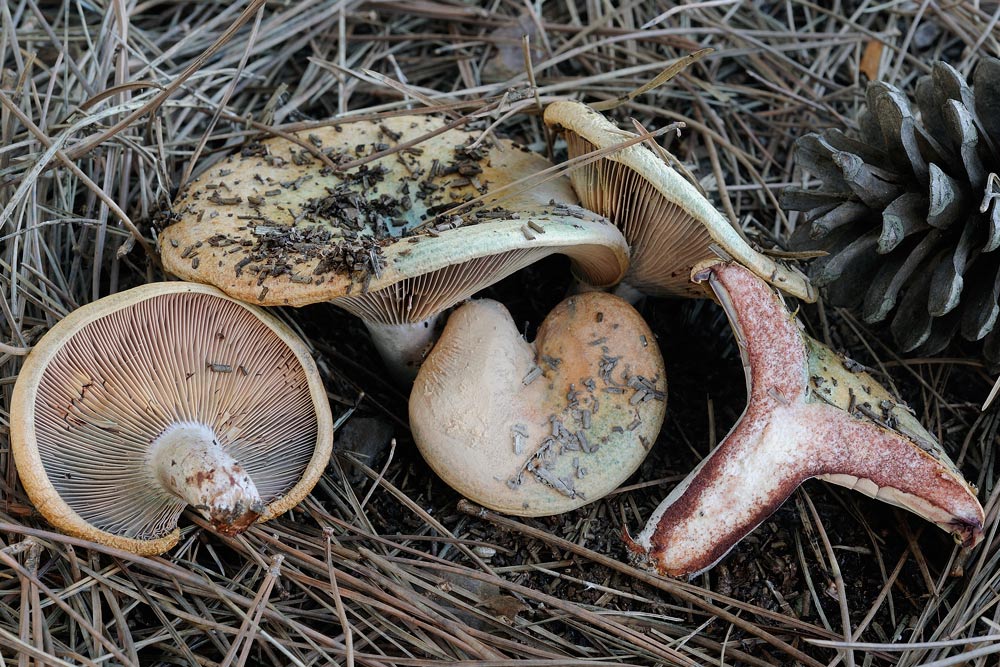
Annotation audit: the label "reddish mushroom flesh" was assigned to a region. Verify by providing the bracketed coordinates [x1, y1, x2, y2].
[627, 261, 984, 577]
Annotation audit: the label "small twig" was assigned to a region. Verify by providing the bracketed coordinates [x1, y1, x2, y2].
[324, 530, 355, 667]
[0, 340, 31, 356]
[359, 438, 395, 511]
[220, 555, 284, 667]
[801, 492, 855, 667]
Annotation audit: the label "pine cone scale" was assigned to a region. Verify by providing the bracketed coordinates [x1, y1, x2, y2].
[973, 59, 1000, 153]
[865, 230, 941, 323]
[959, 260, 1000, 341]
[879, 193, 928, 253]
[890, 268, 935, 351]
[813, 201, 870, 239]
[834, 153, 904, 208]
[926, 164, 965, 228]
[984, 201, 1000, 252]
[927, 221, 978, 316]
[812, 231, 880, 288]
[944, 100, 986, 187]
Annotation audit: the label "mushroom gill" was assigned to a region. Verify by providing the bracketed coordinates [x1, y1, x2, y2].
[564, 132, 715, 297]
[12, 283, 332, 554]
[544, 100, 816, 302]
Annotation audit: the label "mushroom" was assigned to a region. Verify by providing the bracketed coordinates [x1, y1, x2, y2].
[626, 260, 985, 577]
[160, 115, 629, 381]
[10, 282, 334, 556]
[410, 291, 666, 515]
[543, 100, 816, 302]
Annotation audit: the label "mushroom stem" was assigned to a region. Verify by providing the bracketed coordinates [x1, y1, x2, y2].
[567, 278, 644, 305]
[626, 261, 984, 578]
[364, 315, 443, 383]
[611, 281, 645, 305]
[149, 423, 263, 536]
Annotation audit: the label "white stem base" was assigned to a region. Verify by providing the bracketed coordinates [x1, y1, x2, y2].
[566, 278, 603, 295]
[365, 315, 443, 384]
[149, 422, 263, 535]
[611, 281, 645, 305]
[569, 279, 645, 306]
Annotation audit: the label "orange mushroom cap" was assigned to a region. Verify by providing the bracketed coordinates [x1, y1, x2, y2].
[411, 292, 666, 515]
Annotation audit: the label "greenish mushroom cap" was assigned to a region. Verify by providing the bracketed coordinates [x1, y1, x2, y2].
[160, 115, 629, 324]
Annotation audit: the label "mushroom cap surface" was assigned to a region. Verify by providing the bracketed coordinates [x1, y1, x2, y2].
[543, 100, 816, 301]
[11, 282, 334, 555]
[160, 115, 629, 323]
[410, 292, 666, 515]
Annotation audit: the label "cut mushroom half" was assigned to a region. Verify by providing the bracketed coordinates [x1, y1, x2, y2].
[160, 114, 629, 381]
[11, 282, 334, 556]
[410, 292, 666, 515]
[626, 260, 984, 577]
[544, 100, 816, 301]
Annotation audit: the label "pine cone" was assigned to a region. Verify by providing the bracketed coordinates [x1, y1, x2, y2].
[783, 58, 1000, 362]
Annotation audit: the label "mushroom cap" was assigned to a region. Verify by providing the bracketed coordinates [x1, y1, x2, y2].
[410, 292, 666, 516]
[543, 100, 816, 302]
[11, 282, 334, 555]
[160, 115, 629, 324]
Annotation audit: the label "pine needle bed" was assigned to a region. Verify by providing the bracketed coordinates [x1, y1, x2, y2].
[2, 2, 999, 665]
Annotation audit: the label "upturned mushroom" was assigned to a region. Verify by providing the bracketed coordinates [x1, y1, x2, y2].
[160, 114, 629, 381]
[410, 291, 666, 515]
[11, 282, 334, 556]
[626, 260, 984, 577]
[544, 100, 816, 301]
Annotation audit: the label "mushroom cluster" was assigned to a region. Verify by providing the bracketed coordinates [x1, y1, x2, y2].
[151, 106, 982, 571]
[11, 282, 334, 555]
[14, 104, 979, 572]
